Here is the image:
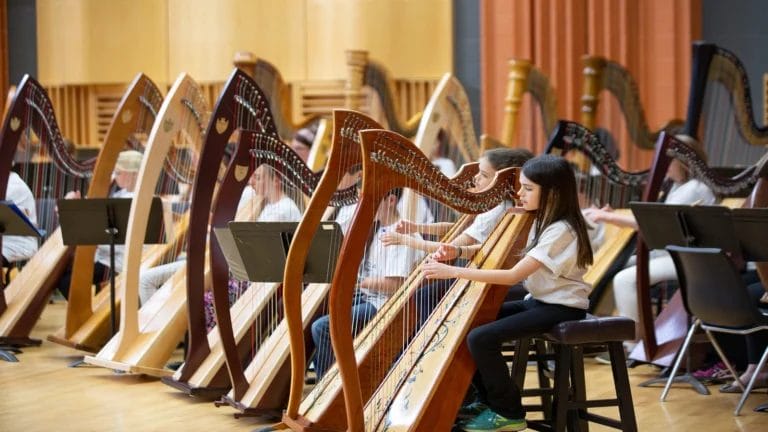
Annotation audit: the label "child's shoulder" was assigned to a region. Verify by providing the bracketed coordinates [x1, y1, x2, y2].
[543, 219, 574, 234]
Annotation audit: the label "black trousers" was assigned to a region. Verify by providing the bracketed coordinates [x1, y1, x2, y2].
[467, 297, 586, 419]
[57, 262, 111, 299]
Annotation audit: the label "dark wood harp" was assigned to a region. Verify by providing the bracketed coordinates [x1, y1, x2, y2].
[46, 74, 164, 352]
[480, 58, 558, 152]
[163, 77, 357, 405]
[580, 55, 685, 171]
[159, 68, 327, 399]
[0, 75, 95, 345]
[345, 50, 422, 138]
[286, 129, 530, 432]
[83, 73, 208, 375]
[631, 132, 768, 366]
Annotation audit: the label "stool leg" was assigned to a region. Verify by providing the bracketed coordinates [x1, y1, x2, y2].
[512, 338, 532, 389]
[608, 342, 638, 432]
[534, 339, 553, 420]
[569, 345, 588, 432]
[553, 344, 571, 432]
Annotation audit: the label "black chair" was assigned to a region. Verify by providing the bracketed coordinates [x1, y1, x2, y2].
[662, 245, 768, 415]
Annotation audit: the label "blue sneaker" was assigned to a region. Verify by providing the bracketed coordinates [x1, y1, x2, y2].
[462, 408, 526, 432]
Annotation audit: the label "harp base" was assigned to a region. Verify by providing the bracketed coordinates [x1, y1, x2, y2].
[160, 376, 229, 400]
[0, 336, 41, 347]
[214, 395, 283, 420]
[82, 355, 174, 377]
[281, 414, 343, 432]
[46, 334, 100, 354]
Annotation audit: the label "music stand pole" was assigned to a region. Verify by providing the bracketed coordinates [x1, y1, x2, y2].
[56, 197, 167, 347]
[106, 204, 118, 338]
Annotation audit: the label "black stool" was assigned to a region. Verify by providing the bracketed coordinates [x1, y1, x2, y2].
[513, 316, 638, 432]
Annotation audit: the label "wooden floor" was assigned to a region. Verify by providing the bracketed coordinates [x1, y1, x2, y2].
[1, 301, 767, 431]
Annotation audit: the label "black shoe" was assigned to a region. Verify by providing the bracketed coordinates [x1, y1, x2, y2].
[166, 361, 183, 371]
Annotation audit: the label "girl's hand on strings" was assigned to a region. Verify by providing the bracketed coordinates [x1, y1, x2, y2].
[394, 219, 417, 234]
[582, 204, 613, 223]
[379, 231, 404, 246]
[422, 257, 457, 280]
[432, 243, 459, 261]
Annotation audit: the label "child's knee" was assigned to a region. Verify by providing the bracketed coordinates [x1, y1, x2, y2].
[311, 317, 330, 341]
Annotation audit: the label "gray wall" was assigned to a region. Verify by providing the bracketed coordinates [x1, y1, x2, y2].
[453, 0, 481, 138]
[702, 0, 768, 125]
[7, 0, 37, 85]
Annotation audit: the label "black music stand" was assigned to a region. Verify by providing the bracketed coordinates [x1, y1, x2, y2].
[57, 197, 167, 339]
[0, 201, 44, 362]
[630, 203, 744, 394]
[214, 221, 343, 284]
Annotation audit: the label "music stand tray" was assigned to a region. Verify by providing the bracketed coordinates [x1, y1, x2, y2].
[214, 221, 343, 283]
[629, 203, 739, 251]
[56, 197, 168, 340]
[0, 201, 44, 238]
[630, 202, 749, 393]
[731, 208, 768, 261]
[0, 201, 44, 362]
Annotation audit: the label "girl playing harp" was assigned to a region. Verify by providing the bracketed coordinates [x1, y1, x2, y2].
[423, 154, 594, 432]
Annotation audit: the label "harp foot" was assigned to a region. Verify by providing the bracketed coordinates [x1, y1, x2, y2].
[252, 421, 286, 432]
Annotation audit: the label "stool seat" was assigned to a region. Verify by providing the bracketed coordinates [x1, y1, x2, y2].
[544, 315, 635, 345]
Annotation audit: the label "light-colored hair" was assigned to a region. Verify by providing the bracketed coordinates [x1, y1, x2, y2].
[115, 150, 143, 172]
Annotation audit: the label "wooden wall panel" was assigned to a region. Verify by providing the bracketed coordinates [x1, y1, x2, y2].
[36, 0, 451, 85]
[482, 0, 701, 162]
[305, 0, 451, 80]
[166, 0, 306, 82]
[37, 0, 168, 86]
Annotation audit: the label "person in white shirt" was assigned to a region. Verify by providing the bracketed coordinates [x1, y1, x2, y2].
[139, 164, 303, 309]
[310, 188, 425, 379]
[2, 171, 38, 266]
[201, 164, 305, 328]
[582, 134, 717, 355]
[57, 150, 142, 299]
[422, 155, 594, 430]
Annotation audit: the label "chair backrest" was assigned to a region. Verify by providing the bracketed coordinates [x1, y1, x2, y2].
[667, 245, 763, 328]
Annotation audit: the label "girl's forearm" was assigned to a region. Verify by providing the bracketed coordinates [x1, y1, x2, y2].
[416, 222, 454, 236]
[453, 256, 541, 286]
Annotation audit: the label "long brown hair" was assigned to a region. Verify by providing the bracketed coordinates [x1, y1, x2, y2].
[522, 155, 593, 268]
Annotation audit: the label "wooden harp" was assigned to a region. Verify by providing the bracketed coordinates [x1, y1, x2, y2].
[0, 76, 95, 345]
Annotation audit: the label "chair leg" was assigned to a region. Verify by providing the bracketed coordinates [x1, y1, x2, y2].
[735, 346, 768, 416]
[705, 328, 744, 392]
[661, 319, 699, 401]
